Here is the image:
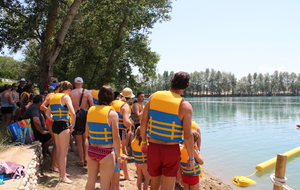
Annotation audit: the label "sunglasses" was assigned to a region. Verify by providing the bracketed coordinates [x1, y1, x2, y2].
[13, 86, 18, 87]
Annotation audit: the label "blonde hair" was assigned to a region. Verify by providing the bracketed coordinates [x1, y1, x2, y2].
[192, 129, 200, 143]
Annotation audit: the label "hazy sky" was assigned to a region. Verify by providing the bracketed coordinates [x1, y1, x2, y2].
[149, 0, 300, 79]
[4, 0, 300, 80]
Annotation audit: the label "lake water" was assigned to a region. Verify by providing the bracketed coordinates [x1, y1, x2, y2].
[187, 97, 300, 190]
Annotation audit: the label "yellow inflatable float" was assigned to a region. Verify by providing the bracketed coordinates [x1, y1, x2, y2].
[232, 146, 300, 187]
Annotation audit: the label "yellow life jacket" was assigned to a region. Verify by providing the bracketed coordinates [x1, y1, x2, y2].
[131, 103, 143, 124]
[131, 139, 147, 164]
[112, 100, 127, 130]
[87, 105, 114, 144]
[91, 90, 99, 105]
[49, 93, 69, 121]
[21, 92, 31, 106]
[148, 91, 183, 142]
[180, 147, 202, 176]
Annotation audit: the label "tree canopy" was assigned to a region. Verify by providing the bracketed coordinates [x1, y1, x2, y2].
[1, 0, 172, 91]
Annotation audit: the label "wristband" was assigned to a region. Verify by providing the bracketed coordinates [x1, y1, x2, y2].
[188, 158, 194, 161]
[70, 123, 75, 126]
[141, 141, 147, 144]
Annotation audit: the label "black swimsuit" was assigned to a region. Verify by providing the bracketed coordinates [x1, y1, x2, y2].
[52, 121, 69, 134]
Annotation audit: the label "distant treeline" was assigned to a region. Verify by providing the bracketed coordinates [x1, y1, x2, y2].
[138, 69, 300, 97]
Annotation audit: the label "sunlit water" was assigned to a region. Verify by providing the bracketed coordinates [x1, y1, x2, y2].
[187, 97, 300, 190]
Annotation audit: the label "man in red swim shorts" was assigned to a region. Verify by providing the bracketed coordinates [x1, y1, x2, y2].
[140, 72, 195, 190]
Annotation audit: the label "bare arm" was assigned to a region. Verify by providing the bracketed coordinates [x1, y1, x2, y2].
[180, 100, 194, 169]
[40, 95, 51, 111]
[194, 150, 204, 165]
[121, 103, 132, 128]
[33, 116, 49, 135]
[140, 96, 152, 155]
[86, 92, 94, 107]
[45, 106, 53, 121]
[133, 104, 142, 118]
[63, 95, 76, 132]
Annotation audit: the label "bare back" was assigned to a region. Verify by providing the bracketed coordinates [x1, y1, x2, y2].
[70, 88, 93, 111]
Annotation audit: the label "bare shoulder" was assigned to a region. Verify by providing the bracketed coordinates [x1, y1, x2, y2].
[180, 100, 192, 111]
[109, 110, 118, 118]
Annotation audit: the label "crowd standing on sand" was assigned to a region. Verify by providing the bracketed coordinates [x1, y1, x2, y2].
[0, 71, 204, 190]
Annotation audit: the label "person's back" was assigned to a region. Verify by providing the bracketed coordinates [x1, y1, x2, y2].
[69, 77, 93, 167]
[140, 71, 195, 190]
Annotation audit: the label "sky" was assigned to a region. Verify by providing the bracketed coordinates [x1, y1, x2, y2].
[148, 0, 300, 79]
[4, 0, 300, 80]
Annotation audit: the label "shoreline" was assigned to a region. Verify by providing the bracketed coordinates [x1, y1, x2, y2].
[37, 148, 234, 190]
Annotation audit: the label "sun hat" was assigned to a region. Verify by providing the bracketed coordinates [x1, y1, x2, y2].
[74, 77, 83, 83]
[120, 87, 135, 98]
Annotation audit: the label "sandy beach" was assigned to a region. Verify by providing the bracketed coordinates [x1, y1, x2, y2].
[37, 145, 233, 190]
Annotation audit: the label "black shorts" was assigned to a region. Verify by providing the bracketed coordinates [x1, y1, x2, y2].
[52, 121, 69, 135]
[1, 107, 13, 114]
[34, 132, 52, 144]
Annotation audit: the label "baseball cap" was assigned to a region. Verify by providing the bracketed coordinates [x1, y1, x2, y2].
[48, 86, 55, 90]
[20, 78, 26, 82]
[74, 77, 83, 83]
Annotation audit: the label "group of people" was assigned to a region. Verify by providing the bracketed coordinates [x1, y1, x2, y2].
[1, 71, 204, 190]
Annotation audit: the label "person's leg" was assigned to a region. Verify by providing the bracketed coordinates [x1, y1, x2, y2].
[99, 153, 115, 190]
[110, 171, 120, 190]
[42, 137, 52, 153]
[82, 133, 88, 163]
[161, 175, 176, 190]
[190, 183, 199, 190]
[122, 160, 134, 181]
[85, 157, 99, 190]
[150, 176, 161, 190]
[182, 182, 189, 190]
[69, 133, 74, 152]
[47, 122, 58, 171]
[136, 165, 142, 190]
[75, 134, 85, 166]
[141, 164, 150, 190]
[55, 129, 72, 183]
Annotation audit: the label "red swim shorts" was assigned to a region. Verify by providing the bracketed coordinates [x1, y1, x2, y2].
[147, 142, 180, 177]
[181, 173, 200, 186]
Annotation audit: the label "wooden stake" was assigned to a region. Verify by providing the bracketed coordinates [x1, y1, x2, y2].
[273, 154, 287, 190]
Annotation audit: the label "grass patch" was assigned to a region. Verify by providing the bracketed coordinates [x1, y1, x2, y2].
[0, 124, 17, 152]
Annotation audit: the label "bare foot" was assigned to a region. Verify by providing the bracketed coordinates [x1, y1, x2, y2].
[50, 167, 59, 173]
[61, 177, 73, 184]
[124, 176, 136, 181]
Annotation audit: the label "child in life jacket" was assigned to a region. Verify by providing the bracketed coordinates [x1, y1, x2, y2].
[131, 127, 150, 190]
[180, 129, 204, 190]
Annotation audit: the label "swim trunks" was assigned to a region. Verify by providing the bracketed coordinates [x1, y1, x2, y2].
[52, 121, 69, 135]
[88, 144, 114, 162]
[147, 142, 180, 177]
[181, 173, 199, 186]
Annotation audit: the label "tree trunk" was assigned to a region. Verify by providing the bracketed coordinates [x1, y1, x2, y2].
[39, 0, 83, 90]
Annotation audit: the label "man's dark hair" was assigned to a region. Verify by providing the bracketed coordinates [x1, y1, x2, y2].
[170, 71, 190, 90]
[136, 92, 144, 97]
[25, 83, 34, 92]
[33, 95, 43, 103]
[98, 85, 114, 105]
[114, 91, 120, 100]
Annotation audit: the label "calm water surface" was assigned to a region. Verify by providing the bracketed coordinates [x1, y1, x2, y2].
[188, 97, 300, 189]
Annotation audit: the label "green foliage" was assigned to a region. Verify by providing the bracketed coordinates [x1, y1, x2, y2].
[0, 56, 26, 80]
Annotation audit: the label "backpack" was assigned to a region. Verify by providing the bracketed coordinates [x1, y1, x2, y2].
[75, 89, 87, 132]
[17, 127, 33, 144]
